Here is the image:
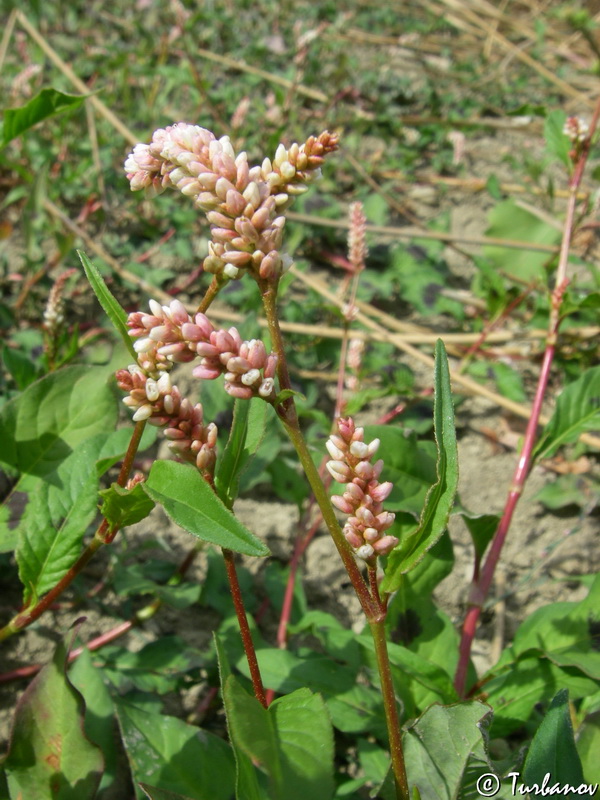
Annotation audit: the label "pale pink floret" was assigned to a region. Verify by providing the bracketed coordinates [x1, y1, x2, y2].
[325, 417, 398, 561]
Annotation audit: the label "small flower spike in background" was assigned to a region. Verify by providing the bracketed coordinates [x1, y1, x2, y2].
[326, 417, 398, 560]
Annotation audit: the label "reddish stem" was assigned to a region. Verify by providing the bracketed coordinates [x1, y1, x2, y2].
[454, 99, 600, 697]
[222, 548, 267, 708]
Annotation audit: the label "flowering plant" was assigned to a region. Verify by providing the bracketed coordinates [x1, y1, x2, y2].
[1, 117, 599, 800]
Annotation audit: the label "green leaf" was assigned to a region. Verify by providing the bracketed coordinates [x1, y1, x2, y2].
[140, 786, 197, 800]
[15, 434, 115, 603]
[99, 482, 155, 531]
[2, 345, 38, 390]
[116, 701, 235, 800]
[484, 656, 599, 737]
[78, 250, 138, 360]
[4, 624, 104, 799]
[0, 365, 117, 482]
[456, 510, 500, 566]
[238, 649, 356, 696]
[215, 398, 255, 507]
[382, 341, 459, 590]
[112, 562, 201, 609]
[523, 690, 585, 796]
[234, 647, 388, 739]
[358, 634, 458, 705]
[544, 110, 571, 167]
[577, 707, 600, 783]
[511, 575, 600, 679]
[399, 701, 493, 800]
[2, 88, 85, 146]
[361, 427, 437, 516]
[69, 648, 119, 797]
[489, 361, 527, 403]
[483, 200, 561, 281]
[143, 460, 269, 557]
[534, 366, 600, 461]
[97, 636, 202, 694]
[215, 634, 267, 800]
[384, 534, 464, 712]
[223, 675, 334, 800]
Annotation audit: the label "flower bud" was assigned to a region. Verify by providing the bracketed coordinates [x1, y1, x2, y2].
[133, 404, 153, 422]
[331, 495, 354, 514]
[344, 530, 363, 549]
[363, 527, 380, 543]
[223, 264, 241, 280]
[226, 383, 254, 399]
[326, 439, 345, 461]
[369, 482, 393, 503]
[373, 535, 399, 555]
[326, 461, 351, 482]
[193, 365, 222, 380]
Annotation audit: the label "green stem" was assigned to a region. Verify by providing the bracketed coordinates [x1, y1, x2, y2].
[260, 275, 409, 797]
[369, 618, 409, 800]
[197, 275, 225, 314]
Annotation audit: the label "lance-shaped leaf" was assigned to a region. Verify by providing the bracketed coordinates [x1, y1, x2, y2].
[143, 460, 269, 557]
[2, 87, 85, 146]
[4, 623, 104, 799]
[523, 690, 585, 792]
[79, 250, 138, 360]
[534, 366, 600, 461]
[215, 398, 270, 508]
[382, 340, 458, 591]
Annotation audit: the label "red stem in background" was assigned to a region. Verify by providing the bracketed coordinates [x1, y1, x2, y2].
[454, 100, 600, 698]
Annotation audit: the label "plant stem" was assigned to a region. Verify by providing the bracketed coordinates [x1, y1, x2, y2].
[196, 275, 224, 314]
[260, 276, 409, 797]
[454, 99, 600, 698]
[369, 618, 409, 800]
[222, 548, 267, 708]
[0, 421, 146, 642]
